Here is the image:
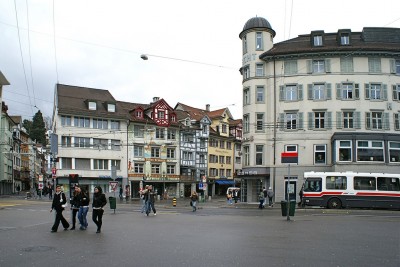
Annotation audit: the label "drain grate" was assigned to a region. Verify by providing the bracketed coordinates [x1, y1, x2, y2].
[21, 246, 55, 252]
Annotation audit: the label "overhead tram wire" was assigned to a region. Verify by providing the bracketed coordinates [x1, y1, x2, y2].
[52, 0, 59, 83]
[25, 0, 38, 110]
[13, 0, 34, 116]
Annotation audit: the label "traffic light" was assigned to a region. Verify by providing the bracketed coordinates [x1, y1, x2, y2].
[69, 174, 79, 184]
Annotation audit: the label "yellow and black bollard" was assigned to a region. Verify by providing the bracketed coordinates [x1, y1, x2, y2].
[172, 197, 177, 207]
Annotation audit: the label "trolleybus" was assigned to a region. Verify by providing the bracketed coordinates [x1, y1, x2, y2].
[302, 172, 400, 209]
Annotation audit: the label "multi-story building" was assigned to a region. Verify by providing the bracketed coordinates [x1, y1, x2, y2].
[127, 97, 181, 198]
[0, 105, 16, 194]
[239, 17, 400, 202]
[52, 84, 132, 194]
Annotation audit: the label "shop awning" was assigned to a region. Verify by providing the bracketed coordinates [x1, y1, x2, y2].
[215, 180, 235, 185]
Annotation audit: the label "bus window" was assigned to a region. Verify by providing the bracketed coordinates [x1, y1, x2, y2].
[326, 176, 347, 190]
[377, 177, 400, 191]
[304, 178, 322, 192]
[354, 176, 376, 190]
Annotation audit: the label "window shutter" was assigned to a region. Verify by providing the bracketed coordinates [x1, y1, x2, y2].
[308, 84, 313, 100]
[307, 60, 313, 74]
[298, 112, 304, 129]
[389, 59, 396, 74]
[279, 86, 285, 101]
[365, 112, 371, 129]
[393, 85, 398, 100]
[382, 84, 388, 100]
[395, 113, 400, 130]
[298, 84, 303, 100]
[325, 59, 331, 73]
[336, 83, 342, 100]
[365, 84, 370, 99]
[279, 113, 285, 130]
[336, 112, 343, 129]
[354, 112, 361, 129]
[326, 112, 332, 129]
[355, 84, 360, 99]
[384, 113, 390, 130]
[326, 83, 332, 100]
[308, 112, 314, 130]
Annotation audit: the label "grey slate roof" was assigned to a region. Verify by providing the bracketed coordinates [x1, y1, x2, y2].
[239, 16, 275, 38]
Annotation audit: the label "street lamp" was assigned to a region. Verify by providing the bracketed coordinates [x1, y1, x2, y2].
[10, 147, 14, 194]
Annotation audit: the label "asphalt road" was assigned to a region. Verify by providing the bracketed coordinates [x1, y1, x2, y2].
[0, 198, 399, 267]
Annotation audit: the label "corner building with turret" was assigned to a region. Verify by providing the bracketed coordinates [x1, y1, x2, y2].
[239, 17, 400, 203]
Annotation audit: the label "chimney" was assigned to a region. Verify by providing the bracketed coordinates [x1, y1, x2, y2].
[152, 97, 160, 103]
[206, 104, 210, 112]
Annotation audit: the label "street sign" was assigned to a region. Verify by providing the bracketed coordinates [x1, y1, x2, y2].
[109, 181, 119, 192]
[199, 183, 203, 189]
[52, 168, 57, 175]
[281, 152, 298, 164]
[202, 175, 207, 183]
[38, 182, 43, 189]
[203, 184, 207, 191]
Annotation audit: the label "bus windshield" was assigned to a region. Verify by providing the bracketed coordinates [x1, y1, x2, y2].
[303, 178, 322, 192]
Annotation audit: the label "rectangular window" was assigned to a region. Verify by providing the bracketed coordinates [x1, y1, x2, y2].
[93, 138, 108, 150]
[354, 176, 376, 190]
[256, 86, 264, 103]
[256, 64, 264, 76]
[61, 116, 71, 126]
[314, 145, 326, 164]
[61, 158, 72, 169]
[199, 154, 205, 164]
[388, 142, 400, 163]
[93, 119, 108, 129]
[74, 137, 90, 148]
[313, 35, 323, 46]
[286, 113, 297, 130]
[243, 66, 250, 79]
[134, 163, 144, 173]
[366, 112, 383, 130]
[111, 140, 120, 150]
[343, 111, 354, 129]
[226, 156, 231, 164]
[341, 83, 354, 99]
[110, 120, 120, 130]
[156, 128, 165, 139]
[256, 113, 264, 131]
[226, 169, 232, 178]
[340, 57, 354, 73]
[314, 112, 325, 129]
[227, 142, 232, 150]
[107, 104, 116, 112]
[377, 177, 400, 191]
[396, 59, 400, 74]
[219, 141, 225, 149]
[368, 57, 381, 73]
[209, 168, 217, 177]
[219, 169, 225, 177]
[326, 176, 347, 190]
[88, 101, 96, 110]
[242, 35, 247, 54]
[340, 33, 350, 45]
[285, 145, 297, 153]
[200, 139, 206, 148]
[93, 159, 109, 170]
[158, 111, 165, 119]
[167, 129, 176, 140]
[313, 60, 325, 73]
[370, 84, 381, 100]
[304, 178, 322, 192]
[256, 32, 263, 50]
[167, 164, 175, 174]
[356, 141, 384, 162]
[111, 160, 121, 171]
[393, 85, 400, 101]
[243, 114, 250, 133]
[285, 85, 298, 101]
[313, 84, 325, 100]
[255, 145, 263, 165]
[284, 60, 298, 75]
[151, 147, 160, 158]
[244, 146, 250, 166]
[151, 164, 160, 174]
[61, 136, 71, 147]
[133, 125, 144, 137]
[222, 124, 227, 134]
[167, 148, 175, 159]
[219, 156, 225, 164]
[74, 117, 90, 128]
[75, 158, 90, 170]
[134, 146, 144, 157]
[243, 88, 250, 105]
[183, 134, 194, 143]
[183, 151, 193, 160]
[338, 140, 352, 162]
[395, 113, 400, 130]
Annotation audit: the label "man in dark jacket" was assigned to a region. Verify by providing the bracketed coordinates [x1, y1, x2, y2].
[92, 186, 107, 233]
[69, 185, 81, 230]
[77, 188, 90, 230]
[50, 185, 69, 232]
[145, 186, 156, 216]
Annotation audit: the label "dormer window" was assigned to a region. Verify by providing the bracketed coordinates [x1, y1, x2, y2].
[107, 103, 115, 112]
[338, 29, 351, 46]
[88, 101, 97, 110]
[158, 111, 165, 119]
[171, 114, 176, 122]
[135, 110, 143, 118]
[311, 31, 324, 47]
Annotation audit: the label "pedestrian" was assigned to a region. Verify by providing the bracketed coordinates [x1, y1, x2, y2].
[48, 185, 53, 200]
[233, 189, 239, 204]
[227, 190, 233, 205]
[69, 185, 81, 230]
[50, 185, 69, 232]
[78, 188, 90, 230]
[119, 186, 123, 200]
[92, 186, 107, 233]
[16, 185, 20, 195]
[125, 185, 130, 202]
[258, 190, 265, 209]
[140, 186, 148, 213]
[298, 186, 304, 207]
[190, 191, 198, 212]
[267, 187, 274, 207]
[145, 185, 156, 216]
[262, 187, 268, 207]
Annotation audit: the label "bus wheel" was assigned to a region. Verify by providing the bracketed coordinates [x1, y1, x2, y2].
[327, 198, 342, 209]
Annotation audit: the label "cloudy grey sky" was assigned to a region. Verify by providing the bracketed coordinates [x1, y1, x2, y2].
[1, 0, 399, 121]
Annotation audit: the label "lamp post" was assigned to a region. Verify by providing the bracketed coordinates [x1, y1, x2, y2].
[10, 147, 14, 194]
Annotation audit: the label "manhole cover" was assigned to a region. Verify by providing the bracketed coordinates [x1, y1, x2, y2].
[21, 246, 54, 252]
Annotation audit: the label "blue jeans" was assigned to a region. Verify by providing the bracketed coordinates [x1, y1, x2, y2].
[141, 198, 146, 213]
[145, 201, 156, 215]
[192, 200, 197, 211]
[78, 207, 89, 228]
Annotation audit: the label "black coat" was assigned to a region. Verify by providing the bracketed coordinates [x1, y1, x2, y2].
[92, 193, 107, 208]
[52, 192, 67, 211]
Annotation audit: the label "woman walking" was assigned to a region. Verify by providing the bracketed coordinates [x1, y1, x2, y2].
[69, 185, 81, 230]
[92, 186, 107, 233]
[190, 191, 198, 212]
[50, 185, 70, 232]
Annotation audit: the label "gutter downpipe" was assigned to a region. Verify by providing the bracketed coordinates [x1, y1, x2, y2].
[273, 57, 277, 200]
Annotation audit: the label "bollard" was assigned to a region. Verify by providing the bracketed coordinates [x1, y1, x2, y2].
[172, 197, 177, 207]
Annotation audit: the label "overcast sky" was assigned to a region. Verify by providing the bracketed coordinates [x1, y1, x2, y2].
[1, 0, 399, 121]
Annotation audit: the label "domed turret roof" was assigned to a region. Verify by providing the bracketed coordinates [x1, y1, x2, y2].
[239, 16, 275, 38]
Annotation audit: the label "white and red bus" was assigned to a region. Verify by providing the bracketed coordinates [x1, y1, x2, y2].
[302, 172, 400, 209]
